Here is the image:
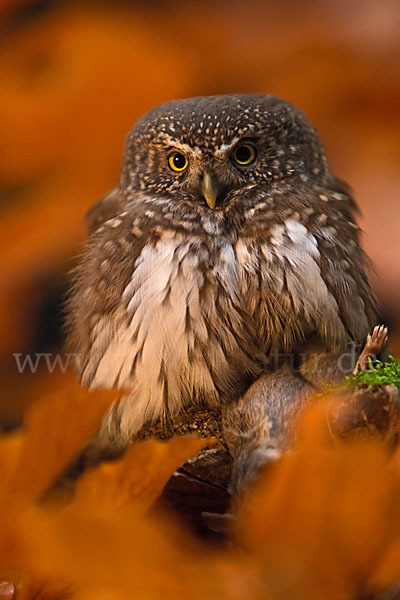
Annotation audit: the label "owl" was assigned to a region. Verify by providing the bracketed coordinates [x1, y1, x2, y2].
[66, 94, 379, 491]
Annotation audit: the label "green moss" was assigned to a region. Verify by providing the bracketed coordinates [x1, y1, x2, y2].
[307, 357, 400, 407]
[342, 355, 400, 388]
[320, 356, 400, 395]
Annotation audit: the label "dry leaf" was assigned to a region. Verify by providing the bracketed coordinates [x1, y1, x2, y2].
[75, 436, 210, 513]
[5, 504, 250, 600]
[236, 400, 400, 600]
[0, 386, 118, 505]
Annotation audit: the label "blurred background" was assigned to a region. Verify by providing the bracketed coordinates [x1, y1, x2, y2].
[1, 0, 399, 428]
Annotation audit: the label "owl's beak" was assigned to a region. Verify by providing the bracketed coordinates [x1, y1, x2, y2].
[201, 173, 219, 209]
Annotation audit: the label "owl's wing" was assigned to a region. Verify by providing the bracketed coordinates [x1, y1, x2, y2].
[85, 186, 124, 235]
[252, 184, 378, 354]
[330, 176, 360, 215]
[316, 227, 379, 344]
[65, 198, 150, 373]
[310, 184, 379, 345]
[293, 187, 380, 384]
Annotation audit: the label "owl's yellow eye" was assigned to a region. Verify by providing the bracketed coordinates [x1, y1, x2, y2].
[232, 144, 256, 166]
[168, 151, 188, 172]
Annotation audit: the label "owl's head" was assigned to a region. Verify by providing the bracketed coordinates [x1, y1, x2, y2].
[121, 94, 331, 211]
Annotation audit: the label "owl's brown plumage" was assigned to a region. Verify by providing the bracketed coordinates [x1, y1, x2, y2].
[66, 94, 378, 483]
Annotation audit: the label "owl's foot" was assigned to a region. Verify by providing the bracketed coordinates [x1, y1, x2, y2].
[353, 325, 388, 374]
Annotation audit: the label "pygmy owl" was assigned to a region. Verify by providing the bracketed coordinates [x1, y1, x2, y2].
[66, 94, 379, 491]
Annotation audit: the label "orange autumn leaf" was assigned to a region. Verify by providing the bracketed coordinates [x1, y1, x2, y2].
[75, 436, 210, 513]
[371, 423, 400, 590]
[235, 401, 400, 600]
[0, 385, 119, 505]
[5, 503, 252, 600]
[0, 384, 234, 599]
[369, 537, 400, 596]
[0, 432, 24, 492]
[4, 390, 400, 600]
[0, 505, 80, 600]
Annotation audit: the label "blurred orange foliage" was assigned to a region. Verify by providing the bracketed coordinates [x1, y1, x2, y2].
[1, 387, 400, 599]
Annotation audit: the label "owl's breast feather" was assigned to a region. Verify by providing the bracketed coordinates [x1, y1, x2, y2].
[78, 220, 357, 434]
